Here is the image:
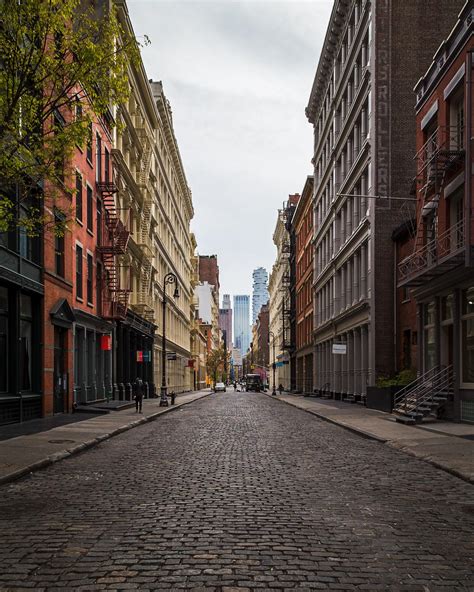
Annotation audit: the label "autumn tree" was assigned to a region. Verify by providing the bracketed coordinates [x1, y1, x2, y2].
[0, 0, 144, 235]
[206, 346, 229, 387]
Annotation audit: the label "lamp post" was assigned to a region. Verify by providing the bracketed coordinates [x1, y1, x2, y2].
[269, 331, 276, 396]
[160, 272, 179, 407]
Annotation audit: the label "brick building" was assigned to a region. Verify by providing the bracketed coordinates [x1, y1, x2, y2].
[294, 176, 314, 393]
[72, 111, 115, 407]
[398, 2, 473, 421]
[306, 0, 464, 400]
[392, 220, 418, 375]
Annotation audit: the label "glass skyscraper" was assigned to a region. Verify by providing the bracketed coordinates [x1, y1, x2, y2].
[252, 267, 269, 324]
[233, 295, 250, 354]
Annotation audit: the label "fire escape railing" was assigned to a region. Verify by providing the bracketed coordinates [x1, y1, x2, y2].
[96, 180, 131, 320]
[398, 219, 465, 282]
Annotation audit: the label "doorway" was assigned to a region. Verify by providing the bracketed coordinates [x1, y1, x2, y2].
[53, 327, 66, 413]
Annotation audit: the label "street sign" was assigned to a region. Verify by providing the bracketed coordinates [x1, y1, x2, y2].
[332, 343, 347, 355]
[166, 352, 177, 361]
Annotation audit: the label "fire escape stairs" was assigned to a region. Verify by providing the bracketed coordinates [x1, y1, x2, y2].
[393, 365, 454, 425]
[96, 181, 131, 320]
[398, 127, 466, 286]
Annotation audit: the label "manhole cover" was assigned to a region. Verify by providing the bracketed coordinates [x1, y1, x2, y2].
[48, 439, 75, 444]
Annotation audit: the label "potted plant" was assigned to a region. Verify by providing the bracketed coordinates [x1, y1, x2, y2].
[366, 369, 417, 412]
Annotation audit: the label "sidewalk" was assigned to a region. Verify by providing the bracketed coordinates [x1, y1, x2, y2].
[265, 392, 474, 484]
[0, 390, 212, 486]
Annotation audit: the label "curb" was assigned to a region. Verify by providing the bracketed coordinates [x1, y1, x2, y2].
[264, 392, 474, 485]
[263, 392, 386, 443]
[0, 391, 212, 487]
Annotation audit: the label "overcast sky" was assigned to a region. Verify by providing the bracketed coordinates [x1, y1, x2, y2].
[127, 0, 332, 304]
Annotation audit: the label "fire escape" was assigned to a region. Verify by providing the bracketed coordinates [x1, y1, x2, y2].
[133, 125, 155, 323]
[96, 175, 131, 320]
[398, 126, 465, 286]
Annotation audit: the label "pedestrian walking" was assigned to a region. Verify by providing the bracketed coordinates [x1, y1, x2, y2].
[278, 383, 284, 395]
[135, 377, 143, 413]
[233, 381, 237, 391]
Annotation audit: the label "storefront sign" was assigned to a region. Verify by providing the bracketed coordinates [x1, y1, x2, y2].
[332, 343, 347, 355]
[166, 352, 177, 361]
[136, 350, 143, 362]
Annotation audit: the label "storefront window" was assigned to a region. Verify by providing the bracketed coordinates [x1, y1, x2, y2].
[19, 295, 33, 391]
[0, 287, 8, 392]
[424, 301, 436, 371]
[462, 287, 474, 383]
[441, 294, 454, 321]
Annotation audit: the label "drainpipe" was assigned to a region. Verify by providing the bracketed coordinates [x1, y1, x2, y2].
[466, 50, 472, 267]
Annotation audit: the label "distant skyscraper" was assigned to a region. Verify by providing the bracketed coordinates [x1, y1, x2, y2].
[222, 294, 231, 310]
[234, 295, 250, 354]
[219, 294, 232, 347]
[252, 267, 269, 324]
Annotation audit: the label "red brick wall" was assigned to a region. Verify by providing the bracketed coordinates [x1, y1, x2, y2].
[295, 187, 313, 352]
[199, 256, 219, 288]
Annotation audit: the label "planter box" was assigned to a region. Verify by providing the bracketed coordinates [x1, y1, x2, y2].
[366, 386, 404, 413]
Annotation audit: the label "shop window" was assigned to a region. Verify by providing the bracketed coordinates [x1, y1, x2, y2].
[19, 294, 32, 391]
[0, 287, 8, 392]
[441, 294, 454, 321]
[462, 287, 474, 384]
[423, 301, 436, 371]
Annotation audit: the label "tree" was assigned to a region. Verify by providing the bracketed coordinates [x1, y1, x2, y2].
[0, 0, 145, 235]
[206, 346, 229, 387]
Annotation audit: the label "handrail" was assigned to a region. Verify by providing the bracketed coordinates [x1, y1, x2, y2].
[398, 219, 464, 281]
[415, 125, 465, 176]
[394, 365, 453, 415]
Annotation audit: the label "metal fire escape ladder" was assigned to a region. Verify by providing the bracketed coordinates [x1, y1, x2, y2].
[398, 127, 465, 285]
[393, 365, 454, 424]
[96, 177, 131, 320]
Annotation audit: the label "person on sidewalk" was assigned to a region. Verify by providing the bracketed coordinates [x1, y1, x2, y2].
[278, 383, 284, 395]
[135, 377, 143, 413]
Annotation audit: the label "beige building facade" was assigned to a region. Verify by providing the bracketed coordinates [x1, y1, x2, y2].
[269, 210, 291, 390]
[113, 1, 194, 395]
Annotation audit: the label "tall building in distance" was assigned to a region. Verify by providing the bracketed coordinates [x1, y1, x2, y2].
[222, 294, 231, 310]
[219, 294, 233, 347]
[234, 295, 250, 354]
[252, 267, 269, 324]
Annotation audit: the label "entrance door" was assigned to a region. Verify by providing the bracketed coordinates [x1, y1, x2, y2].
[441, 324, 454, 368]
[53, 327, 66, 413]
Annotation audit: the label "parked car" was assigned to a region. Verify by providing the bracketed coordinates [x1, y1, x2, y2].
[214, 382, 226, 392]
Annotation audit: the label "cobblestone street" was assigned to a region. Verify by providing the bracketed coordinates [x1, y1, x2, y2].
[0, 392, 473, 591]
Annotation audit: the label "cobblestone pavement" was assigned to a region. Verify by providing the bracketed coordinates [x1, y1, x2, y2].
[0, 393, 473, 592]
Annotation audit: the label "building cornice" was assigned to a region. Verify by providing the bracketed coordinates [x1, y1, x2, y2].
[305, 0, 351, 124]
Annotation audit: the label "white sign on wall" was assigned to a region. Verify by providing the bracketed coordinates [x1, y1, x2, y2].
[332, 343, 347, 355]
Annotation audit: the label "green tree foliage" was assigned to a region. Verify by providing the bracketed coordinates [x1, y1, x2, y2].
[0, 0, 145, 235]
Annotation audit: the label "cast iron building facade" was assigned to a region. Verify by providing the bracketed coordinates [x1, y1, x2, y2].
[306, 0, 464, 399]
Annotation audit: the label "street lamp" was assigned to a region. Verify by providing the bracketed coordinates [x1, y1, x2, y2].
[268, 331, 276, 396]
[160, 272, 179, 407]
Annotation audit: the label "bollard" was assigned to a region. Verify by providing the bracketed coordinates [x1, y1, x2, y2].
[170, 391, 176, 405]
